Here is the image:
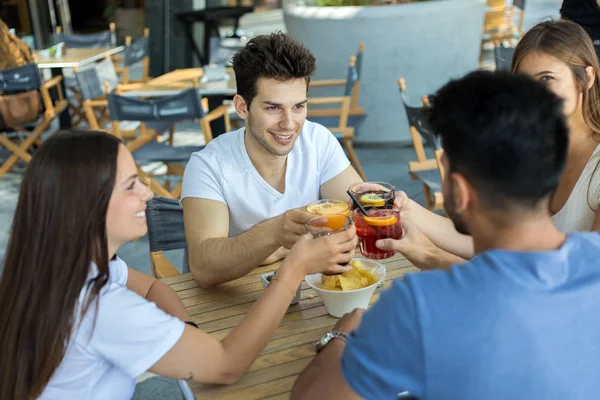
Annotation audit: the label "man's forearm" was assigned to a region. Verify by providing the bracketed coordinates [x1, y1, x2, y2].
[189, 218, 280, 288]
[292, 340, 346, 399]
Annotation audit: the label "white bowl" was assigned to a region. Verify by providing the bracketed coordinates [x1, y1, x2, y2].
[260, 272, 301, 305]
[305, 259, 386, 318]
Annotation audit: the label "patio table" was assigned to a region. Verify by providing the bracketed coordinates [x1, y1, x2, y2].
[161, 252, 419, 399]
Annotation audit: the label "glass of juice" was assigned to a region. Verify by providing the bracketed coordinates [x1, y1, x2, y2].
[349, 182, 395, 209]
[305, 214, 352, 238]
[306, 199, 351, 217]
[352, 207, 401, 259]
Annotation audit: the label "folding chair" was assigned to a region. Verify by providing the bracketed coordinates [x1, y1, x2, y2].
[118, 28, 151, 84]
[0, 63, 67, 178]
[56, 23, 117, 127]
[74, 56, 122, 130]
[309, 42, 365, 117]
[493, 44, 515, 71]
[480, 0, 526, 65]
[146, 196, 188, 278]
[397, 78, 443, 211]
[107, 88, 229, 198]
[55, 23, 117, 48]
[307, 54, 367, 181]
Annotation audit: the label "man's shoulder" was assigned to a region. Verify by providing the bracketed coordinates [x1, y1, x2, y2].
[196, 128, 243, 160]
[298, 120, 334, 144]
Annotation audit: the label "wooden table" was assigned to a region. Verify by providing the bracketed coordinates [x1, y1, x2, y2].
[162, 253, 419, 399]
[34, 46, 125, 69]
[120, 68, 236, 97]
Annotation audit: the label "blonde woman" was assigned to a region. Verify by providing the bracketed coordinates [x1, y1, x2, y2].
[377, 20, 600, 269]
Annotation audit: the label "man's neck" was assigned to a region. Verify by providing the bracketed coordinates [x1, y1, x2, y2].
[471, 213, 567, 255]
[244, 129, 287, 184]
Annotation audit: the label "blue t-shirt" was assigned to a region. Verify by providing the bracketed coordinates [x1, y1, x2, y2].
[341, 232, 600, 400]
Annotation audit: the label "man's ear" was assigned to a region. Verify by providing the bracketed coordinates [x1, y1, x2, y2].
[233, 94, 249, 120]
[450, 172, 474, 214]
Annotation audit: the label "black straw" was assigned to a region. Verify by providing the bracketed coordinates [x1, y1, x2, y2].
[347, 190, 369, 216]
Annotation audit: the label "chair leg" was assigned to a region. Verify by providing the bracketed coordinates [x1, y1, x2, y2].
[342, 139, 367, 181]
[423, 184, 433, 211]
[168, 124, 175, 146]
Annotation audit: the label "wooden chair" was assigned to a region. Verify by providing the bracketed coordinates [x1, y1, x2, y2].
[74, 56, 121, 131]
[146, 196, 187, 278]
[307, 55, 367, 181]
[398, 78, 443, 211]
[309, 42, 365, 118]
[0, 63, 68, 178]
[493, 44, 515, 71]
[480, 0, 526, 65]
[56, 23, 117, 127]
[55, 23, 117, 48]
[117, 28, 151, 84]
[107, 89, 230, 198]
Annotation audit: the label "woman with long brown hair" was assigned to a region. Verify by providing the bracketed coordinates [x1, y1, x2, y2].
[0, 130, 357, 399]
[374, 19, 600, 270]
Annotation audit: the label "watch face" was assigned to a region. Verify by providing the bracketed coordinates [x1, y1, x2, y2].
[316, 332, 334, 353]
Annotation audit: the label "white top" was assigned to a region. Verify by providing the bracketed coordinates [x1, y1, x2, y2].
[181, 120, 351, 237]
[40, 257, 185, 400]
[552, 144, 600, 233]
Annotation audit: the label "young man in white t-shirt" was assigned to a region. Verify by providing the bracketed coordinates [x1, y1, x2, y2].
[181, 33, 363, 288]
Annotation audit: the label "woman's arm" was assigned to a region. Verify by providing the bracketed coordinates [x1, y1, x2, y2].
[126, 268, 191, 321]
[148, 229, 358, 384]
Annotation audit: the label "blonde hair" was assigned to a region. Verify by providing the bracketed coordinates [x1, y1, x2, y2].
[511, 20, 600, 140]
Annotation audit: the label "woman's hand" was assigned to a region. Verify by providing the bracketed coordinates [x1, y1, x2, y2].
[279, 226, 358, 281]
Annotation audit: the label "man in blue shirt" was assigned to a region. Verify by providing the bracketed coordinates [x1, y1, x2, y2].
[291, 71, 600, 400]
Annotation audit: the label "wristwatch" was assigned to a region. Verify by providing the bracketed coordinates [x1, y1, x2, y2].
[315, 330, 348, 353]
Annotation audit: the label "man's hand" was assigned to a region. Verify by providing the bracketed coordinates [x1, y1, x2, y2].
[334, 308, 365, 335]
[375, 213, 457, 270]
[277, 207, 319, 249]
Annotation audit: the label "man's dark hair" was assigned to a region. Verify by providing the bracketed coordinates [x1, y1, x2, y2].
[426, 70, 568, 209]
[231, 32, 316, 107]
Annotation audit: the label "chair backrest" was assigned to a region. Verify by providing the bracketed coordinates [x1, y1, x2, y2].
[124, 34, 150, 66]
[0, 63, 43, 93]
[483, 9, 511, 32]
[355, 42, 364, 80]
[398, 78, 441, 160]
[486, 0, 506, 9]
[343, 56, 359, 97]
[75, 58, 119, 101]
[146, 196, 187, 253]
[56, 24, 117, 48]
[494, 45, 515, 71]
[513, 0, 525, 11]
[107, 88, 205, 123]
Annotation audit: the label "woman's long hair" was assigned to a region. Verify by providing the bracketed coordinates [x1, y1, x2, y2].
[0, 130, 121, 399]
[511, 20, 600, 140]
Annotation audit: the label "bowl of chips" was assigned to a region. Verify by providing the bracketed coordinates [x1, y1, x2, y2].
[305, 258, 386, 318]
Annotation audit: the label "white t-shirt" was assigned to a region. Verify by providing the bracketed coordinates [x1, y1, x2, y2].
[40, 257, 185, 400]
[552, 144, 600, 233]
[181, 120, 351, 237]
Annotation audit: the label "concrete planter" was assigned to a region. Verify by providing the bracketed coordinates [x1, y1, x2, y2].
[284, 0, 486, 143]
